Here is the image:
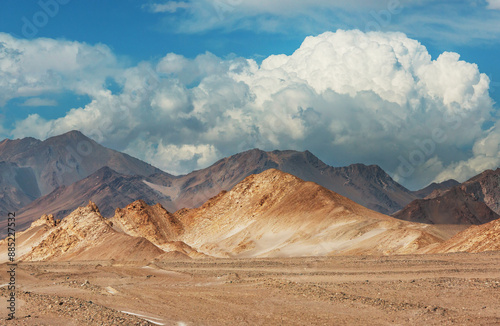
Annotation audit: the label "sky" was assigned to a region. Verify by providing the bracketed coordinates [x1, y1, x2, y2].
[0, 0, 499, 190]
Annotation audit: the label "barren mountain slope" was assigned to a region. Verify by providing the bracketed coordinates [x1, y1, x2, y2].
[0, 130, 163, 196]
[461, 168, 500, 214]
[111, 199, 183, 243]
[0, 202, 163, 262]
[394, 168, 500, 225]
[168, 169, 446, 258]
[0, 214, 57, 263]
[413, 179, 460, 198]
[424, 218, 500, 254]
[149, 149, 418, 214]
[0, 161, 40, 215]
[4, 167, 174, 237]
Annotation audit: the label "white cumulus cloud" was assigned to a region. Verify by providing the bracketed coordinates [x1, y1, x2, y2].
[3, 30, 497, 188]
[0, 33, 119, 106]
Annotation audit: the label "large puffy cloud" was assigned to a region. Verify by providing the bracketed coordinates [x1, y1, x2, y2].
[0, 33, 118, 106]
[5, 30, 497, 189]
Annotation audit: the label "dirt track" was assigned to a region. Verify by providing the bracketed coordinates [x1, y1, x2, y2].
[1, 251, 500, 325]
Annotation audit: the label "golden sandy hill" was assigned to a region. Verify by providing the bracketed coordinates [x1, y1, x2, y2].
[169, 169, 446, 257]
[424, 218, 500, 254]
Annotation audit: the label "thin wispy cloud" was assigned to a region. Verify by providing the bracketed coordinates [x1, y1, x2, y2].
[148, 0, 500, 45]
[144, 1, 190, 13]
[20, 98, 58, 107]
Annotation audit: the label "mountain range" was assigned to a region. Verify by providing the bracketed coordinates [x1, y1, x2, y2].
[0, 130, 421, 235]
[3, 168, 496, 262]
[0, 169, 456, 261]
[0, 130, 162, 199]
[0, 130, 497, 239]
[1, 164, 498, 261]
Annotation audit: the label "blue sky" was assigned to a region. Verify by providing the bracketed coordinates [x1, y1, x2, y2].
[0, 0, 499, 189]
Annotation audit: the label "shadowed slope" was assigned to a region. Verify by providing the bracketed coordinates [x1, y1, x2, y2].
[6, 167, 174, 236]
[394, 169, 500, 225]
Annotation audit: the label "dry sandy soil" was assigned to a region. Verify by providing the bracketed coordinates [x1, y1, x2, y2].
[1, 252, 500, 325]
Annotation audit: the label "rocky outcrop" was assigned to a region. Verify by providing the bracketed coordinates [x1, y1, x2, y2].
[21, 201, 163, 262]
[111, 200, 183, 245]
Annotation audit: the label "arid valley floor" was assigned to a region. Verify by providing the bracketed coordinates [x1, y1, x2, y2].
[1, 252, 500, 325]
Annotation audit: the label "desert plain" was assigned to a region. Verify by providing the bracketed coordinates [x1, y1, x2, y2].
[2, 251, 500, 325]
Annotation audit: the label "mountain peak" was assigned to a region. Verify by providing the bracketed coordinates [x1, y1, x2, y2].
[111, 199, 183, 246]
[88, 200, 100, 214]
[30, 214, 57, 228]
[45, 130, 94, 145]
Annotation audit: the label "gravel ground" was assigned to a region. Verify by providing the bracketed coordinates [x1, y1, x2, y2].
[1, 251, 500, 325]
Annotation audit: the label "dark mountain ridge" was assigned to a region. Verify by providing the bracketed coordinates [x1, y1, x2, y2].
[393, 168, 500, 225]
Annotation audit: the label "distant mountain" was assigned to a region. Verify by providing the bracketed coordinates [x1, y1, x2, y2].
[0, 131, 165, 228]
[393, 169, 500, 225]
[0, 167, 174, 236]
[148, 149, 418, 215]
[0, 130, 163, 196]
[0, 161, 40, 215]
[413, 179, 460, 198]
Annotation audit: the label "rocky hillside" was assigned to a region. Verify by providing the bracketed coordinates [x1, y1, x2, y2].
[0, 201, 163, 262]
